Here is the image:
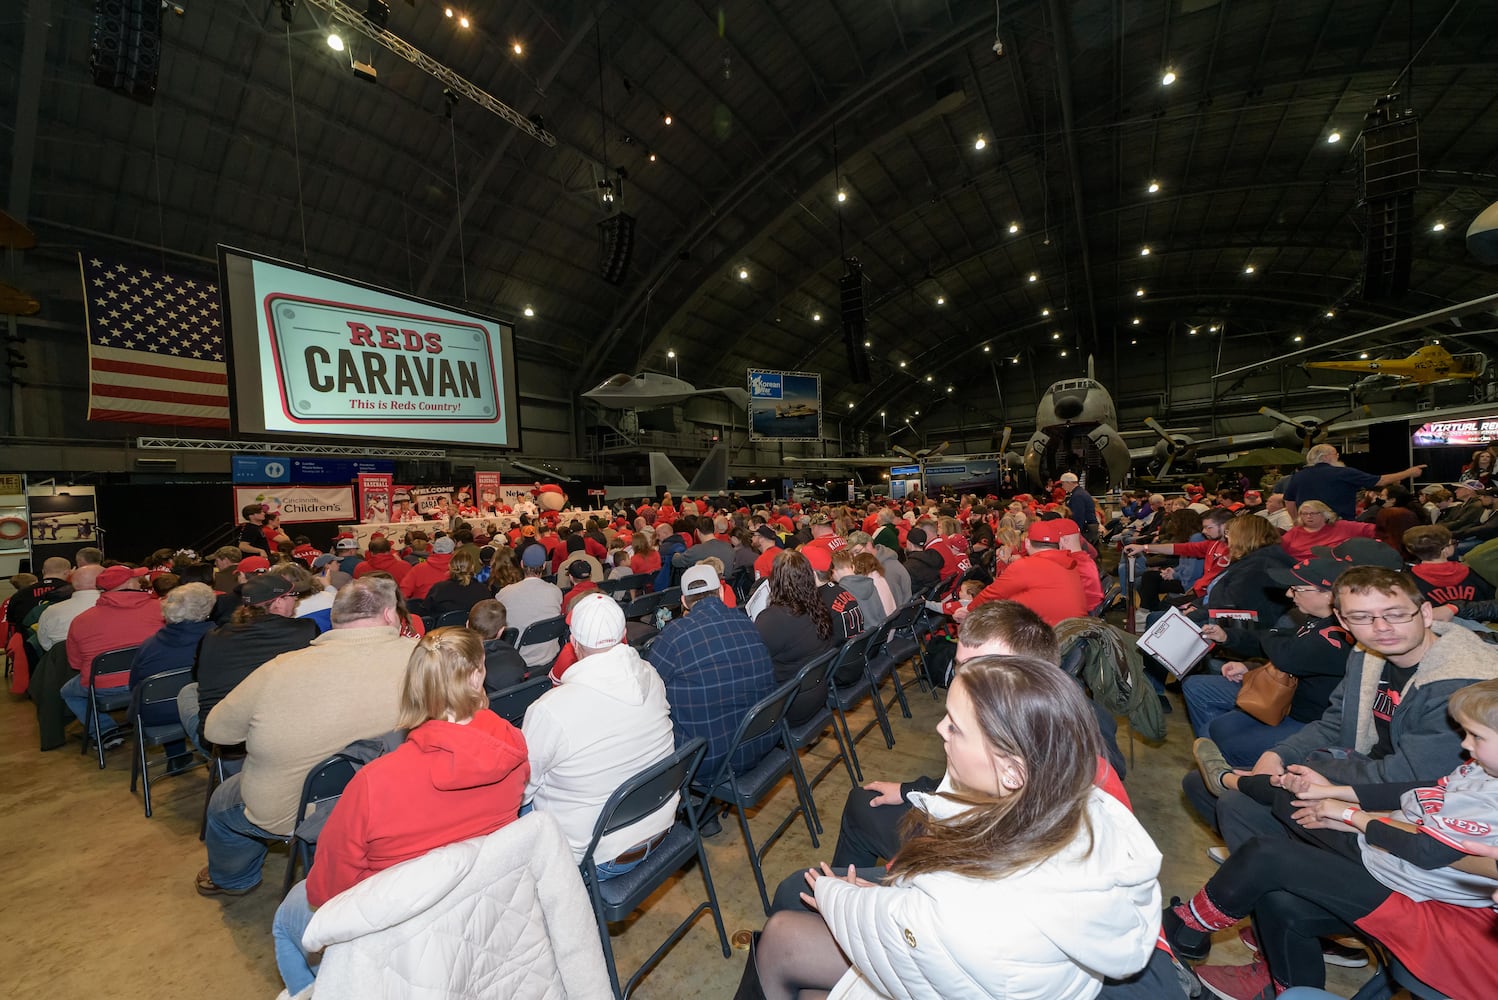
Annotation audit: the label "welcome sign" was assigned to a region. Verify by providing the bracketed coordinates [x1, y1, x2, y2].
[221, 248, 521, 449]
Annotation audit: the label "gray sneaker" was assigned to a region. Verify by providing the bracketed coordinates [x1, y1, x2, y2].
[1193, 738, 1232, 797]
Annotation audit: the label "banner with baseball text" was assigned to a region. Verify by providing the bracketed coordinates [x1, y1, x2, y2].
[475, 471, 503, 512]
[357, 472, 393, 523]
[233, 485, 357, 525]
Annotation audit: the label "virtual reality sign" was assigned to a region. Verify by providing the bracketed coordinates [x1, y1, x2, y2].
[220, 248, 521, 449]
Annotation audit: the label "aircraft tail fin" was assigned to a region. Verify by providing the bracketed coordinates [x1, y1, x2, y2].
[688, 441, 730, 494]
[647, 452, 690, 493]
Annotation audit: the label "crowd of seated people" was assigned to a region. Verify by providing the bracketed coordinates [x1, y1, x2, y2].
[8, 467, 1498, 999]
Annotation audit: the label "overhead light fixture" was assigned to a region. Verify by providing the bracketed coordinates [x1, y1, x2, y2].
[974, 135, 987, 150]
[914, 409, 920, 416]
[1060, 349, 1069, 357]
[1008, 222, 1019, 234]
[661, 110, 673, 125]
[1326, 130, 1341, 144]
[1293, 334, 1303, 342]
[1140, 245, 1151, 256]
[666, 348, 676, 359]
[1027, 272, 1038, 283]
[1147, 180, 1160, 194]
[898, 360, 906, 368]
[1188, 326, 1198, 335]
[1432, 221, 1446, 232]
[648, 151, 657, 162]
[1132, 317, 1141, 326]
[326, 32, 344, 51]
[1161, 69, 1177, 86]
[936, 295, 945, 305]
[1209, 324, 1220, 333]
[738, 267, 748, 280]
[982, 345, 991, 352]
[1135, 287, 1145, 297]
[522, 305, 534, 317]
[836, 189, 847, 203]
[512, 41, 523, 55]
[1051, 331, 1060, 340]
[1041, 307, 1050, 317]
[848, 401, 855, 409]
[1243, 264, 1256, 274]
[925, 375, 933, 382]
[863, 339, 871, 347]
[1130, 339, 1137, 345]
[946, 385, 954, 393]
[444, 6, 453, 16]
[458, 14, 470, 28]
[1011, 356, 1020, 365]
[1325, 309, 1336, 318]
[1359, 352, 1369, 359]
[811, 312, 821, 322]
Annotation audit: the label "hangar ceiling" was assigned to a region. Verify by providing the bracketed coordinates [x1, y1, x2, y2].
[5, 0, 1498, 445]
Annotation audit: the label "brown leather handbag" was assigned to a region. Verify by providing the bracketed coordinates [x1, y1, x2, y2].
[1235, 663, 1298, 725]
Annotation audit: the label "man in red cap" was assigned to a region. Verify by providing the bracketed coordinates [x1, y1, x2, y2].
[962, 519, 1088, 626]
[60, 564, 165, 747]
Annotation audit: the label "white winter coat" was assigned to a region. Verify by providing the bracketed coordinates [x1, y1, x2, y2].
[816, 785, 1163, 1000]
[283, 811, 612, 1000]
[522, 641, 677, 862]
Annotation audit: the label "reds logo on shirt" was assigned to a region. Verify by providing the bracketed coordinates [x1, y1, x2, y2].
[1439, 818, 1493, 837]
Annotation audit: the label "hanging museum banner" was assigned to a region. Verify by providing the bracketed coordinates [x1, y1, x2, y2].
[357, 472, 394, 523]
[748, 369, 822, 442]
[233, 485, 357, 525]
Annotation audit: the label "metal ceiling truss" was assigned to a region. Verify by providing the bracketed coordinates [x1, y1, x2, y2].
[136, 437, 449, 459]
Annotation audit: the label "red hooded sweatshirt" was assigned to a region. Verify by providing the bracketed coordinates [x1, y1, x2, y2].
[400, 551, 453, 601]
[353, 550, 412, 584]
[1410, 561, 1496, 606]
[970, 550, 1088, 626]
[307, 709, 529, 907]
[68, 589, 163, 686]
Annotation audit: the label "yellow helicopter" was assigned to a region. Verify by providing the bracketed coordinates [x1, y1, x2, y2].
[1304, 343, 1486, 389]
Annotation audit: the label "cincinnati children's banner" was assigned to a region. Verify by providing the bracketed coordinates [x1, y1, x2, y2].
[233, 486, 357, 524]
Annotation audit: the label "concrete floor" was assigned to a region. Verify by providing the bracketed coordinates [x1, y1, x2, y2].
[0, 658, 1374, 999]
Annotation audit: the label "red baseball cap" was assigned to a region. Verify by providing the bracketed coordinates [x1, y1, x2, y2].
[800, 544, 833, 573]
[237, 556, 271, 574]
[1027, 518, 1079, 544]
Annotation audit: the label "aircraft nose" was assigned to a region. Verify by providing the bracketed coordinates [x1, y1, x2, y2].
[1054, 394, 1084, 420]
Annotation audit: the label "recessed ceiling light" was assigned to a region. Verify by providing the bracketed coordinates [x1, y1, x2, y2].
[983, 345, 991, 352]
[1132, 317, 1141, 326]
[1209, 324, 1220, 332]
[848, 402, 855, 408]
[1028, 272, 1038, 283]
[1147, 180, 1160, 194]
[458, 14, 470, 28]
[666, 349, 676, 359]
[914, 410, 920, 415]
[444, 6, 453, 16]
[1432, 222, 1446, 232]
[925, 375, 933, 382]
[1130, 339, 1137, 345]
[647, 151, 657, 162]
[1293, 334, 1303, 342]
[974, 135, 987, 150]
[1243, 264, 1256, 274]
[662, 111, 673, 126]
[1188, 327, 1198, 335]
[1051, 331, 1060, 340]
[812, 312, 821, 322]
[1161, 69, 1177, 86]
[1325, 309, 1335, 318]
[737, 267, 748, 280]
[1135, 287, 1145, 297]
[898, 361, 906, 368]
[1008, 222, 1019, 234]
[1140, 245, 1151, 256]
[863, 340, 871, 348]
[1326, 130, 1341, 144]
[1041, 308, 1050, 317]
[512, 41, 523, 55]
[836, 189, 847, 203]
[1060, 349, 1069, 357]
[522, 305, 534, 317]
[936, 295, 946, 305]
[946, 386, 954, 393]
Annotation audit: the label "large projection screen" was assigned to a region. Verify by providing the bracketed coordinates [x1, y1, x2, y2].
[220, 247, 521, 449]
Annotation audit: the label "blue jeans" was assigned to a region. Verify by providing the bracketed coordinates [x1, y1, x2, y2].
[1183, 673, 1306, 767]
[274, 879, 319, 994]
[204, 772, 280, 890]
[176, 681, 208, 756]
[520, 801, 654, 881]
[60, 674, 127, 736]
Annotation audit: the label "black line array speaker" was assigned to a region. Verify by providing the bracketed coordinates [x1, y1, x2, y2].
[1360, 117, 1419, 301]
[839, 259, 871, 384]
[598, 213, 635, 286]
[91, 0, 161, 105]
[1366, 419, 1413, 470]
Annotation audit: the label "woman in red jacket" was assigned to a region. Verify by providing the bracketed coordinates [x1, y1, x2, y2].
[271, 628, 530, 995]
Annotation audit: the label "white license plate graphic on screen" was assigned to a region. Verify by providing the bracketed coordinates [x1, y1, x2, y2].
[261, 294, 501, 424]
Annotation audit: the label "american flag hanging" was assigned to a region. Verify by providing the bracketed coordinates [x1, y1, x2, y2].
[80, 253, 230, 428]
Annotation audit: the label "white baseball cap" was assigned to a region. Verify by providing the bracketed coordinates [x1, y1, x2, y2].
[569, 592, 625, 650]
[681, 564, 721, 598]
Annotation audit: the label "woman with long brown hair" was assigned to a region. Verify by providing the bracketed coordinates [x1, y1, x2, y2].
[754, 549, 835, 725]
[423, 549, 491, 617]
[743, 655, 1163, 998]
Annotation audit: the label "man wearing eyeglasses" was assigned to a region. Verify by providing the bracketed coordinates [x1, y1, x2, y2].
[1196, 565, 1498, 857]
